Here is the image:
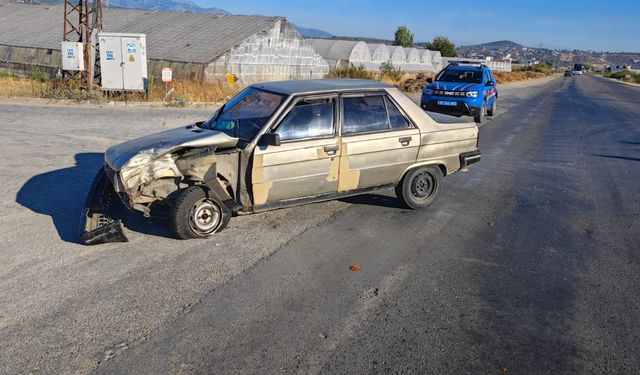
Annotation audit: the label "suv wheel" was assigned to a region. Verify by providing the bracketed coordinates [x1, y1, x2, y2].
[474, 103, 486, 123]
[170, 186, 230, 239]
[487, 98, 497, 117]
[395, 166, 443, 209]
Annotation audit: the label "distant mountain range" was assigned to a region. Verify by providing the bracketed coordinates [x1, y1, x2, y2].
[14, 0, 334, 38]
[107, 0, 229, 14]
[294, 26, 333, 39]
[462, 40, 524, 49]
[457, 40, 640, 68]
[16, 0, 229, 13]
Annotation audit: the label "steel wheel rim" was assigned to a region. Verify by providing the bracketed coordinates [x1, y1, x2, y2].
[410, 171, 436, 199]
[189, 198, 221, 235]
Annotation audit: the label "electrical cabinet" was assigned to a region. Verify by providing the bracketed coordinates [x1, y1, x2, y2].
[61, 42, 85, 71]
[98, 33, 148, 92]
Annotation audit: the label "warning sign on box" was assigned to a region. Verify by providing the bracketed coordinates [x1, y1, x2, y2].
[162, 67, 172, 83]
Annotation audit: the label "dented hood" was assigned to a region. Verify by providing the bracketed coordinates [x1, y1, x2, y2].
[105, 124, 238, 171]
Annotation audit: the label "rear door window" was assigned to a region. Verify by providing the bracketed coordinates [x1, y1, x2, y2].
[342, 95, 389, 134]
[342, 95, 411, 134]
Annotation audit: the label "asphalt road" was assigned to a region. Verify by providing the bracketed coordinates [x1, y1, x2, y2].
[1, 74, 639, 374]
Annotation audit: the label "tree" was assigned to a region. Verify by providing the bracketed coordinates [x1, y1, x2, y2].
[426, 36, 458, 57]
[394, 26, 414, 48]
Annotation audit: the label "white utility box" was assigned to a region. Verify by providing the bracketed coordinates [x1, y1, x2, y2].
[61, 42, 85, 71]
[98, 33, 148, 92]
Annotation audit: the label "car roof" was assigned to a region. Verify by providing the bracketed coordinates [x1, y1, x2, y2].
[252, 79, 393, 95]
[445, 65, 486, 71]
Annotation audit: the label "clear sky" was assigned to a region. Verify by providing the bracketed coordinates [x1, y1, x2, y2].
[198, 0, 639, 52]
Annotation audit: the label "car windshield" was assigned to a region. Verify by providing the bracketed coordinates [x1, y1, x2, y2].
[201, 88, 286, 141]
[436, 69, 483, 84]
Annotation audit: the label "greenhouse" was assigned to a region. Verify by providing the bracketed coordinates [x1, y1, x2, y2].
[403, 47, 424, 71]
[0, 2, 330, 84]
[307, 39, 373, 70]
[368, 43, 391, 64]
[309, 39, 441, 73]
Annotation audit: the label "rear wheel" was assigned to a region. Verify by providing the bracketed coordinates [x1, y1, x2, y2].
[395, 166, 443, 209]
[170, 186, 229, 239]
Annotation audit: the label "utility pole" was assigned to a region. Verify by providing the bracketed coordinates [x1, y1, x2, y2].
[63, 0, 103, 90]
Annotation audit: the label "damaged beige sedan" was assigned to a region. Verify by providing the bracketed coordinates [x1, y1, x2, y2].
[81, 79, 481, 245]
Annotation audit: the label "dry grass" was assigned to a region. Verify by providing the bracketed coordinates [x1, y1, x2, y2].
[0, 72, 236, 104]
[325, 63, 407, 86]
[101, 78, 236, 104]
[0, 73, 50, 97]
[148, 79, 234, 103]
[493, 71, 549, 84]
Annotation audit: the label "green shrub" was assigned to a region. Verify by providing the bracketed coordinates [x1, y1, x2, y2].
[379, 61, 406, 82]
[29, 68, 50, 83]
[394, 26, 415, 48]
[425, 36, 457, 57]
[165, 95, 189, 107]
[514, 63, 554, 74]
[326, 64, 376, 80]
[0, 71, 18, 78]
[608, 70, 640, 83]
[41, 79, 103, 102]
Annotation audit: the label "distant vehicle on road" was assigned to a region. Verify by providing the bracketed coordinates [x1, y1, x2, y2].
[572, 63, 585, 75]
[81, 79, 482, 244]
[421, 61, 498, 123]
[564, 70, 573, 77]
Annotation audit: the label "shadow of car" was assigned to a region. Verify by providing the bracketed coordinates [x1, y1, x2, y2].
[16, 152, 174, 244]
[16, 153, 105, 244]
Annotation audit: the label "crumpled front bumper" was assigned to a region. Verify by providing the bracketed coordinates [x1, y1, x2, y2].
[79, 168, 128, 245]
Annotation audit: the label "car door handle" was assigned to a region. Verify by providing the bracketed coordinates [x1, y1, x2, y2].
[324, 145, 339, 155]
[399, 136, 412, 146]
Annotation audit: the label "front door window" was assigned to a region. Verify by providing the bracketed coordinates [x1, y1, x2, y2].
[275, 98, 335, 141]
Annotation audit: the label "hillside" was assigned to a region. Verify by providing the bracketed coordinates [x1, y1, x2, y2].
[295, 26, 333, 39]
[12, 0, 336, 38]
[14, 0, 229, 14]
[108, 0, 228, 14]
[476, 40, 524, 49]
[457, 40, 640, 68]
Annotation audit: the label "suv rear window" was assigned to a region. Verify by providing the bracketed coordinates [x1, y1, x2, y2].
[436, 69, 483, 84]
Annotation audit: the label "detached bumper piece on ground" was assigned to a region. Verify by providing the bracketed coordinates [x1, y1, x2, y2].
[80, 169, 128, 245]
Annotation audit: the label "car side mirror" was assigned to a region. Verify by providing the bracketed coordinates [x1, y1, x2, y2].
[486, 81, 495, 87]
[259, 133, 281, 147]
[426, 78, 433, 83]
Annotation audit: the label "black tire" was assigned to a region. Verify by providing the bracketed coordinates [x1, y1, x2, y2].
[474, 102, 486, 123]
[487, 98, 497, 117]
[395, 166, 443, 209]
[170, 185, 230, 240]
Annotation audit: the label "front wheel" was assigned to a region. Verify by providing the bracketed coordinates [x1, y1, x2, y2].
[170, 186, 230, 239]
[474, 102, 486, 123]
[487, 98, 497, 117]
[395, 166, 443, 209]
